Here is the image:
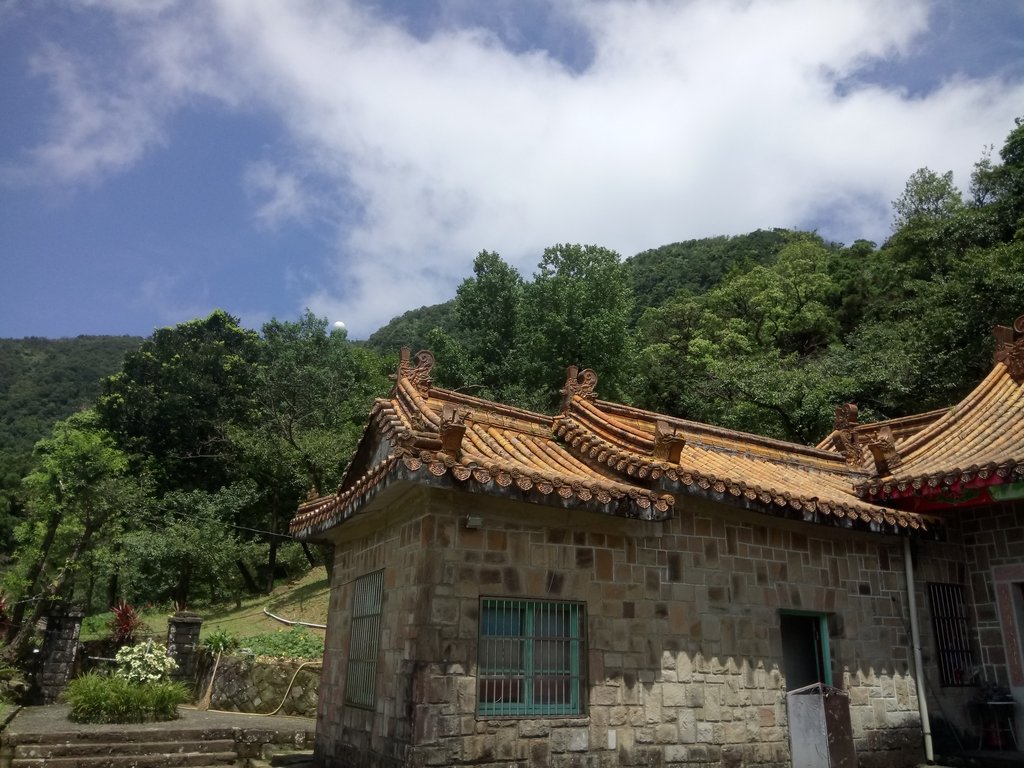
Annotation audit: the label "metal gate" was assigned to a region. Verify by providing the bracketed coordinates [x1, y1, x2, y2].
[787, 683, 857, 768]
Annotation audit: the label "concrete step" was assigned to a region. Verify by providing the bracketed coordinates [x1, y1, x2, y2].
[10, 751, 239, 768]
[14, 739, 237, 759]
[6, 728, 238, 746]
[248, 746, 316, 767]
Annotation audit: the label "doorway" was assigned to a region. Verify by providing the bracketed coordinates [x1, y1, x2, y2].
[781, 612, 831, 691]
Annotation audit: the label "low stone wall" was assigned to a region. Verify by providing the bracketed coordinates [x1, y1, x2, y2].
[196, 652, 321, 718]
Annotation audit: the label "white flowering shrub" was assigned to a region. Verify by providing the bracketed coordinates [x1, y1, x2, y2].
[115, 640, 178, 684]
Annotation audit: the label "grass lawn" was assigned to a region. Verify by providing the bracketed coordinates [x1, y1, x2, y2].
[200, 568, 330, 639]
[80, 567, 330, 644]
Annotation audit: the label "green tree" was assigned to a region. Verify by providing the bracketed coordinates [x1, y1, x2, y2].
[971, 116, 1024, 241]
[634, 237, 845, 441]
[518, 244, 635, 407]
[365, 301, 457, 356]
[96, 310, 260, 494]
[114, 485, 258, 606]
[235, 312, 389, 590]
[2, 411, 145, 662]
[429, 251, 525, 399]
[627, 229, 794, 319]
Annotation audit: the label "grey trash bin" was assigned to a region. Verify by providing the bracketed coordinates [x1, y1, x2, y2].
[787, 682, 857, 768]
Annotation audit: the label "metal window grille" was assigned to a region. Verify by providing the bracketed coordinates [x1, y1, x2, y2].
[345, 570, 384, 708]
[477, 598, 585, 717]
[927, 582, 973, 686]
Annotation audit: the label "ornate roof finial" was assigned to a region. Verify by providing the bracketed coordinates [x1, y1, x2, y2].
[866, 426, 901, 477]
[440, 404, 469, 457]
[993, 314, 1024, 384]
[652, 420, 686, 463]
[392, 347, 435, 395]
[559, 365, 599, 412]
[833, 403, 863, 467]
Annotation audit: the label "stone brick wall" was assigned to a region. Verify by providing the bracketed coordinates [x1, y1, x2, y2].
[317, 485, 930, 768]
[195, 654, 320, 717]
[914, 499, 1024, 745]
[960, 500, 1024, 682]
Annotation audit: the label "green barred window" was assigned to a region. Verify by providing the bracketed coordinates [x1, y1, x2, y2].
[345, 570, 384, 708]
[928, 582, 973, 686]
[477, 598, 585, 717]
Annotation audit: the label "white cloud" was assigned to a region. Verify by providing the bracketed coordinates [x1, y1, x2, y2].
[3, 42, 166, 185]
[9, 0, 1024, 336]
[243, 160, 312, 228]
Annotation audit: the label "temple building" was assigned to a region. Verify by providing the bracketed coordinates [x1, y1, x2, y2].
[290, 317, 1024, 768]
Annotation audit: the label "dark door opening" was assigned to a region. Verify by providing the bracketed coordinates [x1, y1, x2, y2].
[781, 613, 830, 691]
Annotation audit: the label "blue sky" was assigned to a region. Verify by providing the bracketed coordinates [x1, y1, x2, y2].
[2, 0, 1023, 340]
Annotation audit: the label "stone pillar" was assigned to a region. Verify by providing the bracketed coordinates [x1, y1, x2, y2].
[38, 607, 84, 704]
[166, 611, 203, 683]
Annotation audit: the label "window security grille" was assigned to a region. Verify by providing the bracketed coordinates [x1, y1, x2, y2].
[478, 598, 585, 717]
[927, 582, 973, 686]
[346, 570, 384, 707]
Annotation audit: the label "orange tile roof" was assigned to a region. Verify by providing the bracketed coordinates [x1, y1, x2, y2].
[557, 394, 929, 532]
[290, 349, 940, 540]
[289, 354, 676, 539]
[855, 359, 1024, 501]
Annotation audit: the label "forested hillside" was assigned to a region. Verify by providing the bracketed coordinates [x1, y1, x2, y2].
[0, 336, 143, 455]
[2, 118, 1023, 662]
[0, 335, 142, 549]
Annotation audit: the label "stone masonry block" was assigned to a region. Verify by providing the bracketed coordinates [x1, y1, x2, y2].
[662, 682, 687, 707]
[550, 726, 590, 752]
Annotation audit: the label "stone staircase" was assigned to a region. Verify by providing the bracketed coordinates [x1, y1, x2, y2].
[0, 707, 316, 768]
[2, 728, 239, 767]
[2, 730, 317, 767]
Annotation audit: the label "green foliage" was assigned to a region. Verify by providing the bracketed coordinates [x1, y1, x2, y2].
[97, 310, 261, 494]
[2, 411, 145, 661]
[365, 301, 457, 355]
[633, 236, 847, 440]
[430, 251, 525, 399]
[627, 229, 795, 318]
[242, 627, 324, 659]
[114, 485, 259, 606]
[115, 640, 177, 684]
[65, 671, 188, 723]
[0, 336, 142, 456]
[0, 593, 9, 640]
[202, 628, 241, 654]
[246, 311, 390, 496]
[518, 244, 635, 405]
[971, 116, 1024, 241]
[426, 245, 635, 410]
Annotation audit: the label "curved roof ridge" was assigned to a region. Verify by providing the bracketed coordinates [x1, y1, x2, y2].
[895, 363, 1006, 461]
[569, 395, 654, 450]
[594, 398, 854, 466]
[553, 412, 926, 531]
[855, 361, 1024, 499]
[432, 385, 554, 427]
[396, 377, 441, 427]
[816, 407, 950, 452]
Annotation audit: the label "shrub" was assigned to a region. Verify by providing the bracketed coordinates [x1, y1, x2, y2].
[242, 627, 324, 659]
[65, 672, 189, 724]
[202, 628, 240, 654]
[115, 641, 177, 684]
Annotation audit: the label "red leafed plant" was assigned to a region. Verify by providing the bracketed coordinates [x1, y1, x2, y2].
[108, 599, 146, 645]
